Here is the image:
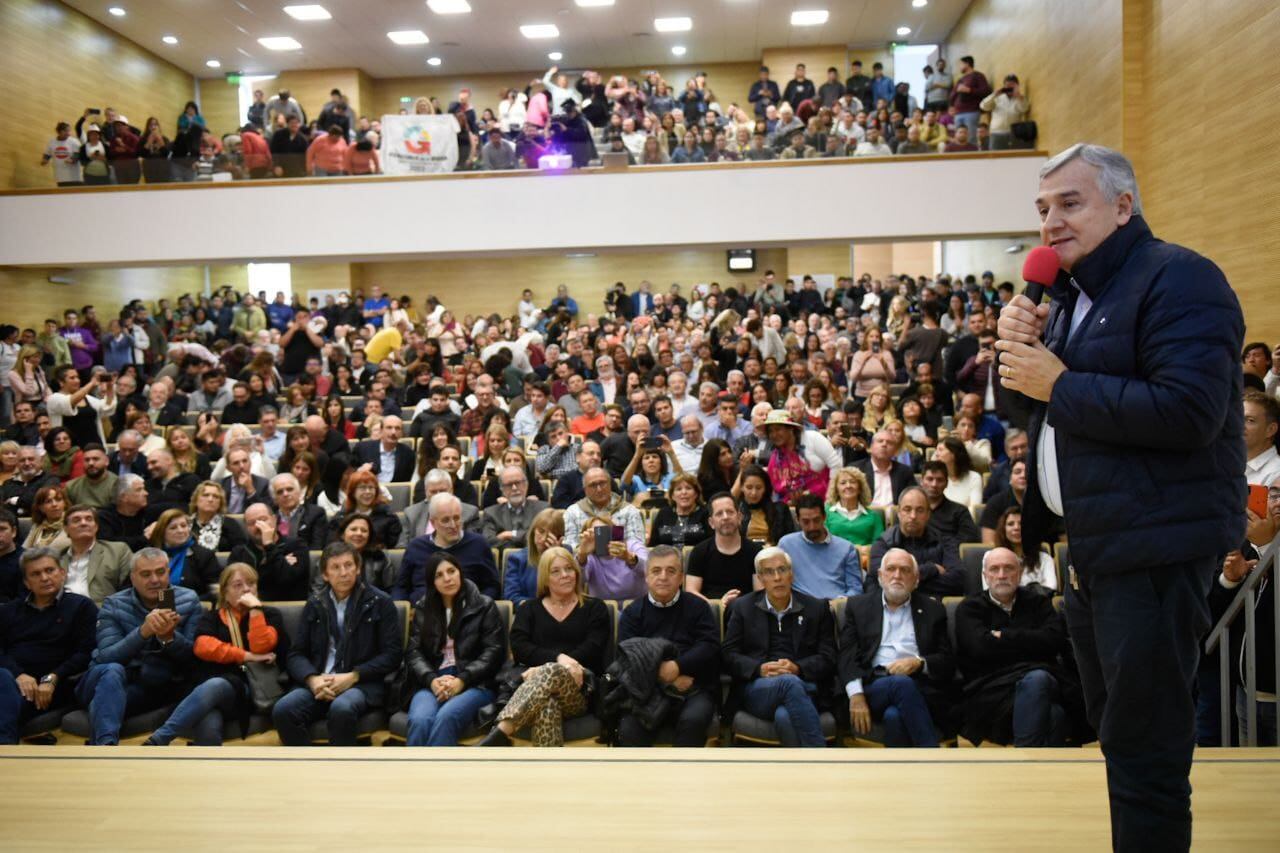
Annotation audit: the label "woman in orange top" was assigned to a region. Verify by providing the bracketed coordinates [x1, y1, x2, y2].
[143, 563, 288, 746]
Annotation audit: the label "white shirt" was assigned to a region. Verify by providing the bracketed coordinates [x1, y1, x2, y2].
[868, 461, 896, 506]
[1037, 284, 1094, 517]
[45, 136, 83, 183]
[672, 437, 706, 474]
[65, 550, 91, 598]
[845, 595, 922, 697]
[1246, 446, 1280, 487]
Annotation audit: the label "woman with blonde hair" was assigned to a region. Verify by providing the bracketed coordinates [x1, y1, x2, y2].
[503, 508, 565, 603]
[0, 440, 18, 485]
[824, 467, 883, 549]
[149, 506, 221, 599]
[166, 426, 212, 479]
[478, 547, 610, 747]
[143, 563, 287, 746]
[862, 384, 894, 432]
[7, 345, 50, 405]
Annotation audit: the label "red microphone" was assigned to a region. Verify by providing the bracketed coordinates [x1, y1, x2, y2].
[1021, 245, 1061, 305]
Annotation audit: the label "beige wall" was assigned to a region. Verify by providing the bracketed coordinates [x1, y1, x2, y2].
[940, 239, 1025, 284]
[761, 45, 849, 86]
[853, 242, 940, 281]
[0, 265, 204, 331]
[0, 0, 195, 189]
[945, 0, 1279, 340]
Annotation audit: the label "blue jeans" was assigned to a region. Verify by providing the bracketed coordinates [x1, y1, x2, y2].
[864, 674, 938, 747]
[406, 686, 495, 746]
[0, 669, 40, 744]
[74, 663, 178, 746]
[1012, 669, 1068, 747]
[272, 685, 370, 746]
[1235, 685, 1278, 747]
[148, 677, 238, 746]
[954, 111, 981, 138]
[741, 674, 825, 747]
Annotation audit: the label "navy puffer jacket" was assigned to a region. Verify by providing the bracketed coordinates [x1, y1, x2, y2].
[1019, 215, 1246, 576]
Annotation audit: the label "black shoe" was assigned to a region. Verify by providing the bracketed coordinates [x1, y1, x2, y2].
[476, 726, 512, 747]
[140, 736, 162, 746]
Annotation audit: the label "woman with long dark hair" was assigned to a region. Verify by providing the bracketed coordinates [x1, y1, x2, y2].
[733, 465, 796, 545]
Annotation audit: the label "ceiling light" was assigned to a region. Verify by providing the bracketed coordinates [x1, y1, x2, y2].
[426, 56, 443, 66]
[427, 0, 471, 13]
[107, 6, 125, 16]
[896, 26, 912, 36]
[574, 0, 615, 6]
[790, 10, 829, 26]
[548, 51, 563, 61]
[654, 17, 692, 33]
[282, 4, 330, 20]
[913, 0, 928, 7]
[162, 35, 178, 45]
[671, 45, 686, 56]
[520, 24, 560, 39]
[258, 36, 302, 50]
[387, 30, 430, 45]
[206, 59, 222, 68]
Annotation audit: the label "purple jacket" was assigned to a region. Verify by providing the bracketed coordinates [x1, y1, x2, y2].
[61, 326, 99, 371]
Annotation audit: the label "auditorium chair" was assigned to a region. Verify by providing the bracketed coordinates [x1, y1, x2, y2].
[960, 543, 991, 596]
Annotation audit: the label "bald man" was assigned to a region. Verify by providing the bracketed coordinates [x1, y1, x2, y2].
[353, 414, 414, 482]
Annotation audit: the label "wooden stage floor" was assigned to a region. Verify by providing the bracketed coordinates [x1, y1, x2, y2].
[0, 747, 1276, 851]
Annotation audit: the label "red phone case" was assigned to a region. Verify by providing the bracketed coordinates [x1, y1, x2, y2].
[1248, 484, 1268, 518]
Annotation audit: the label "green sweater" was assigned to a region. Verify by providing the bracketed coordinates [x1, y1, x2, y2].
[825, 503, 884, 547]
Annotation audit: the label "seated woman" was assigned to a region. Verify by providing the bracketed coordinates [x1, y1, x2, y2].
[734, 465, 796, 545]
[478, 447, 546, 509]
[882, 419, 923, 472]
[401, 553, 506, 746]
[504, 508, 564, 604]
[695, 438, 735, 502]
[824, 467, 884, 558]
[167, 427, 212, 480]
[899, 397, 937, 450]
[934, 436, 984, 507]
[43, 428, 84, 484]
[149, 507, 221, 599]
[760, 410, 841, 505]
[801, 378, 834, 429]
[478, 547, 610, 747]
[278, 385, 314, 425]
[991, 506, 1059, 593]
[322, 394, 358, 441]
[286, 450, 325, 508]
[25, 484, 69, 550]
[861, 383, 894, 433]
[143, 563, 288, 746]
[530, 405, 569, 450]
[189, 480, 249, 552]
[470, 423, 513, 484]
[647, 473, 711, 548]
[327, 469, 402, 548]
[952, 413, 993, 474]
[124, 411, 167, 458]
[0, 440, 18, 485]
[335, 513, 394, 594]
[622, 439, 678, 504]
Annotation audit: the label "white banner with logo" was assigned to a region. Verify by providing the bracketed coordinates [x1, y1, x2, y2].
[379, 114, 459, 175]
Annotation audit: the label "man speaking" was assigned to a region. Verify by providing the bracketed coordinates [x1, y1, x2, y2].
[996, 144, 1245, 852]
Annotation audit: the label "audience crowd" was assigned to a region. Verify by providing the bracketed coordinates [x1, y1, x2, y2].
[38, 56, 1035, 185]
[0, 261, 1274, 749]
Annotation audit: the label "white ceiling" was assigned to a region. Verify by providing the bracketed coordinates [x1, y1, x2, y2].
[62, 0, 972, 78]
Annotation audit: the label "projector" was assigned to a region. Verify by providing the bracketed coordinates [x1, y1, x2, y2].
[538, 153, 573, 170]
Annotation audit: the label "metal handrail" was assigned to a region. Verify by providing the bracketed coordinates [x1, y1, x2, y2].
[1204, 538, 1278, 746]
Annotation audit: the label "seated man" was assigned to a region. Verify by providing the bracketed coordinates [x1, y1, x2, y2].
[58, 504, 133, 605]
[686, 492, 762, 606]
[955, 547, 1077, 747]
[220, 447, 271, 515]
[64, 444, 117, 510]
[919, 461, 980, 543]
[227, 503, 310, 602]
[549, 439, 605, 509]
[0, 509, 23, 602]
[274, 542, 402, 746]
[396, 494, 498, 601]
[145, 448, 201, 514]
[482, 464, 548, 549]
[270, 473, 328, 551]
[108, 430, 148, 479]
[96, 474, 152, 552]
[399, 469, 482, 545]
[564, 467, 647, 600]
[722, 546, 835, 747]
[353, 415, 415, 483]
[854, 431, 916, 506]
[778, 493, 863, 599]
[983, 427, 1028, 501]
[0, 548, 98, 743]
[841, 548, 955, 747]
[74, 547, 202, 745]
[868, 487, 964, 596]
[615, 545, 720, 747]
[1, 446, 58, 518]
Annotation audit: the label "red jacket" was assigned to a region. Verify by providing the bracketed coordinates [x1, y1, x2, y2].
[240, 130, 273, 171]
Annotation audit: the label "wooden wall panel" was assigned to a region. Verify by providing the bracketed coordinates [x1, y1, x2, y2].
[199, 81, 242, 139]
[0, 0, 195, 189]
[240, 68, 365, 128]
[854, 242, 940, 282]
[760, 45, 850, 87]
[0, 265, 204, 331]
[788, 245, 852, 279]
[945, 0, 1123, 156]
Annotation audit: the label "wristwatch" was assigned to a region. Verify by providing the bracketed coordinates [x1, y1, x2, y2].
[39, 674, 57, 686]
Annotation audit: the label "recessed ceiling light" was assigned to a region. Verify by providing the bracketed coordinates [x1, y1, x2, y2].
[790, 10, 829, 27]
[258, 36, 302, 50]
[162, 35, 178, 45]
[896, 26, 912, 36]
[548, 51, 563, 61]
[427, 0, 471, 13]
[671, 45, 687, 56]
[913, 0, 928, 7]
[206, 59, 222, 68]
[426, 56, 443, 66]
[282, 4, 330, 20]
[520, 23, 559, 39]
[107, 6, 125, 16]
[387, 30, 430, 45]
[574, 0, 614, 6]
[654, 16, 692, 33]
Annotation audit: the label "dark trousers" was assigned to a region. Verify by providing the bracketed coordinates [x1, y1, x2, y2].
[1064, 558, 1213, 853]
[616, 690, 716, 747]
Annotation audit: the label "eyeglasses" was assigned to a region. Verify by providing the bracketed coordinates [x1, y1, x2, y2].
[757, 566, 791, 579]
[502, 480, 527, 489]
